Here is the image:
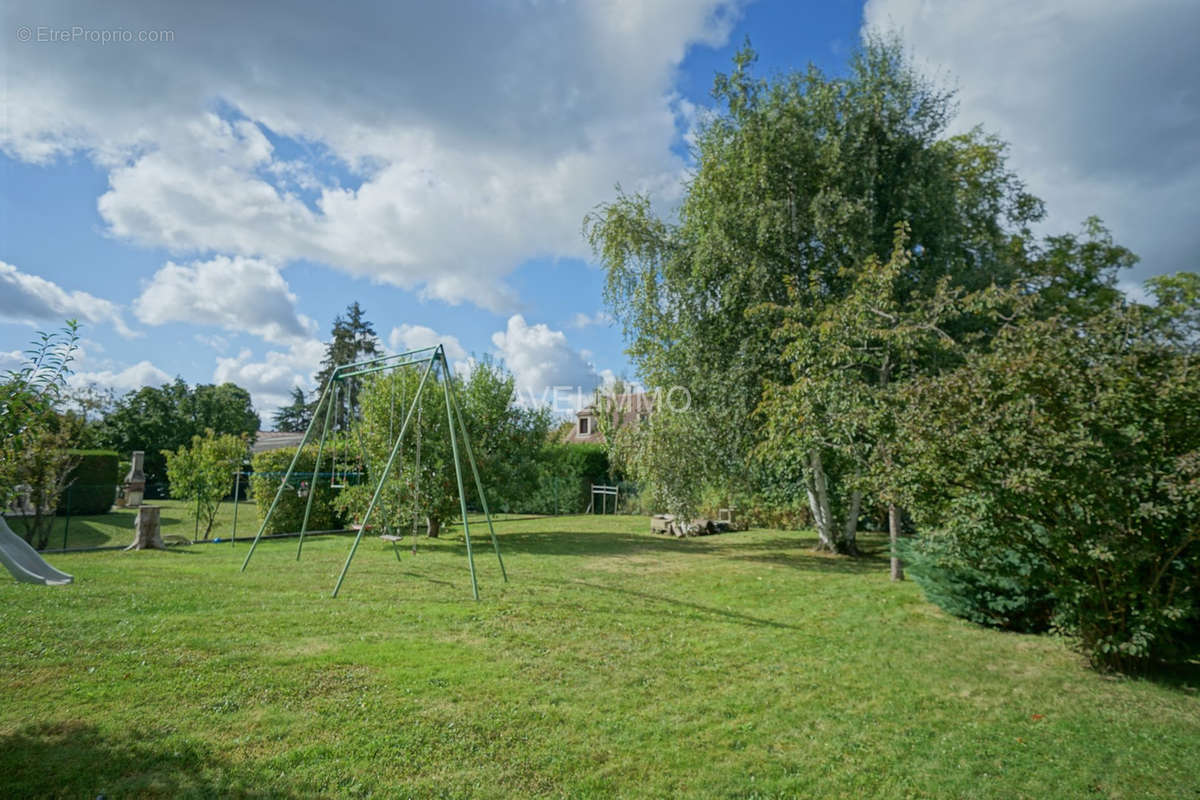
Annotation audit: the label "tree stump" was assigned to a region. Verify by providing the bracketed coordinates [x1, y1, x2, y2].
[125, 505, 166, 550]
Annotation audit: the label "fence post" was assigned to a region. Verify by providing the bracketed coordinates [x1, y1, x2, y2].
[61, 485, 71, 550]
[193, 477, 202, 543]
[231, 467, 242, 547]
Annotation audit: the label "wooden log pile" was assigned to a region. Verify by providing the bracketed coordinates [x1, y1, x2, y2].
[650, 514, 736, 538]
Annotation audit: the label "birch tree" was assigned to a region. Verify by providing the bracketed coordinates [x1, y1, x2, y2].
[586, 35, 1043, 529]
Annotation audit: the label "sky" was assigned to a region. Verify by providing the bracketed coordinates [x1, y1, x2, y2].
[2, 0, 1196, 426]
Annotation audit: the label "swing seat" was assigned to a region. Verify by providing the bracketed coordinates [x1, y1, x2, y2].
[379, 534, 404, 543]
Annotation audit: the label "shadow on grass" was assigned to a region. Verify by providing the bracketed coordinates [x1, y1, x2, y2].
[0, 720, 308, 798]
[567, 579, 803, 631]
[496, 529, 888, 575]
[1134, 659, 1200, 693]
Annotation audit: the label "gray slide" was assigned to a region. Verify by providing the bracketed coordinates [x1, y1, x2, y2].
[0, 516, 73, 585]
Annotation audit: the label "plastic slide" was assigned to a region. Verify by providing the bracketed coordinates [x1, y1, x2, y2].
[0, 516, 73, 585]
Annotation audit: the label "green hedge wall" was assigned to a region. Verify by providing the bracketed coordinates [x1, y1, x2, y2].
[59, 450, 120, 515]
[525, 444, 610, 514]
[250, 446, 346, 535]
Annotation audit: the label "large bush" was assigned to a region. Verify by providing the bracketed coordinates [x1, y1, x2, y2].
[899, 531, 1055, 633]
[58, 450, 119, 515]
[890, 303, 1200, 670]
[250, 445, 345, 535]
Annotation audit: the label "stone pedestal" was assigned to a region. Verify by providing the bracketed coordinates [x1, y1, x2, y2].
[123, 451, 146, 507]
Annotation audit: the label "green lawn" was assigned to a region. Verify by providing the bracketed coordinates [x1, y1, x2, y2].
[5, 499, 263, 551]
[1, 515, 1197, 798]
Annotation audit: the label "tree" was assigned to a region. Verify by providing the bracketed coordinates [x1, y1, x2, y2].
[455, 357, 551, 512]
[97, 379, 259, 491]
[585, 36, 1044, 537]
[334, 359, 545, 537]
[313, 302, 381, 425]
[610, 405, 709, 523]
[1, 322, 81, 549]
[272, 386, 311, 432]
[887, 290, 1200, 670]
[163, 429, 248, 540]
[757, 223, 1015, 556]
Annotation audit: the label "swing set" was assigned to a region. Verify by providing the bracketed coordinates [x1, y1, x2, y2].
[239, 344, 506, 600]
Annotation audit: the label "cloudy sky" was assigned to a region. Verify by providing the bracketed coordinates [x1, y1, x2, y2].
[2, 0, 1195, 423]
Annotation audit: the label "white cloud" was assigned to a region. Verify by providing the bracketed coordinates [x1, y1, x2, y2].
[68, 361, 171, 394]
[133, 255, 314, 345]
[3, 1, 744, 309]
[491, 314, 604, 409]
[0, 260, 134, 337]
[387, 324, 468, 362]
[194, 333, 231, 352]
[863, 0, 1200, 280]
[213, 339, 326, 421]
[570, 310, 613, 328]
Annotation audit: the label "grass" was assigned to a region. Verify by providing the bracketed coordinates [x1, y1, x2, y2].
[5, 499, 263, 550]
[1, 514, 1197, 798]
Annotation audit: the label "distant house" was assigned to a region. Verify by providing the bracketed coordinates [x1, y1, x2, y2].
[563, 393, 654, 445]
[251, 431, 306, 453]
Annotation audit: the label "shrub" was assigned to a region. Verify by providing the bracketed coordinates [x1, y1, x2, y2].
[58, 450, 120, 515]
[899, 532, 1056, 633]
[250, 445, 345, 535]
[891, 306, 1200, 670]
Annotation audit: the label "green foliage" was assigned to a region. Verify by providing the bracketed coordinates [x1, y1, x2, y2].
[312, 302, 380, 423]
[0, 321, 79, 502]
[609, 407, 709, 521]
[889, 297, 1200, 670]
[1, 322, 81, 548]
[333, 363, 456, 536]
[98, 379, 259, 491]
[271, 386, 311, 433]
[164, 430, 247, 539]
[250, 445, 344, 535]
[899, 533, 1056, 633]
[585, 37, 1043, 520]
[59, 450, 120, 515]
[526, 443, 610, 514]
[455, 358, 551, 512]
[333, 358, 550, 533]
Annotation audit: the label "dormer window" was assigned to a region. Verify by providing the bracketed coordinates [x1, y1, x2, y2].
[579, 416, 590, 435]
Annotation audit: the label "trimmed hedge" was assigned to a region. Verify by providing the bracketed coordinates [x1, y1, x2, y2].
[525, 444, 610, 514]
[58, 450, 120, 515]
[250, 446, 346, 535]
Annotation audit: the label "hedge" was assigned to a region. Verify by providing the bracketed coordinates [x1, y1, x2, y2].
[250, 446, 346, 535]
[59, 450, 120, 515]
[524, 444, 610, 514]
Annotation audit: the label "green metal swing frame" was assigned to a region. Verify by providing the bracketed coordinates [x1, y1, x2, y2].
[239, 344, 507, 600]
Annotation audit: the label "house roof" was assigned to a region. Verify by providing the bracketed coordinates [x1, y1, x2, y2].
[251, 431, 306, 453]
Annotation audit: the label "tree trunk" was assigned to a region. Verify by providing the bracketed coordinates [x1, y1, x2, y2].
[806, 451, 836, 551]
[889, 503, 904, 581]
[425, 516, 441, 538]
[126, 505, 166, 551]
[841, 486, 863, 556]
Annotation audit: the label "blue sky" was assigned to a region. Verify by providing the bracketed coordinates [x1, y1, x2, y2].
[2, 1, 1196, 424]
